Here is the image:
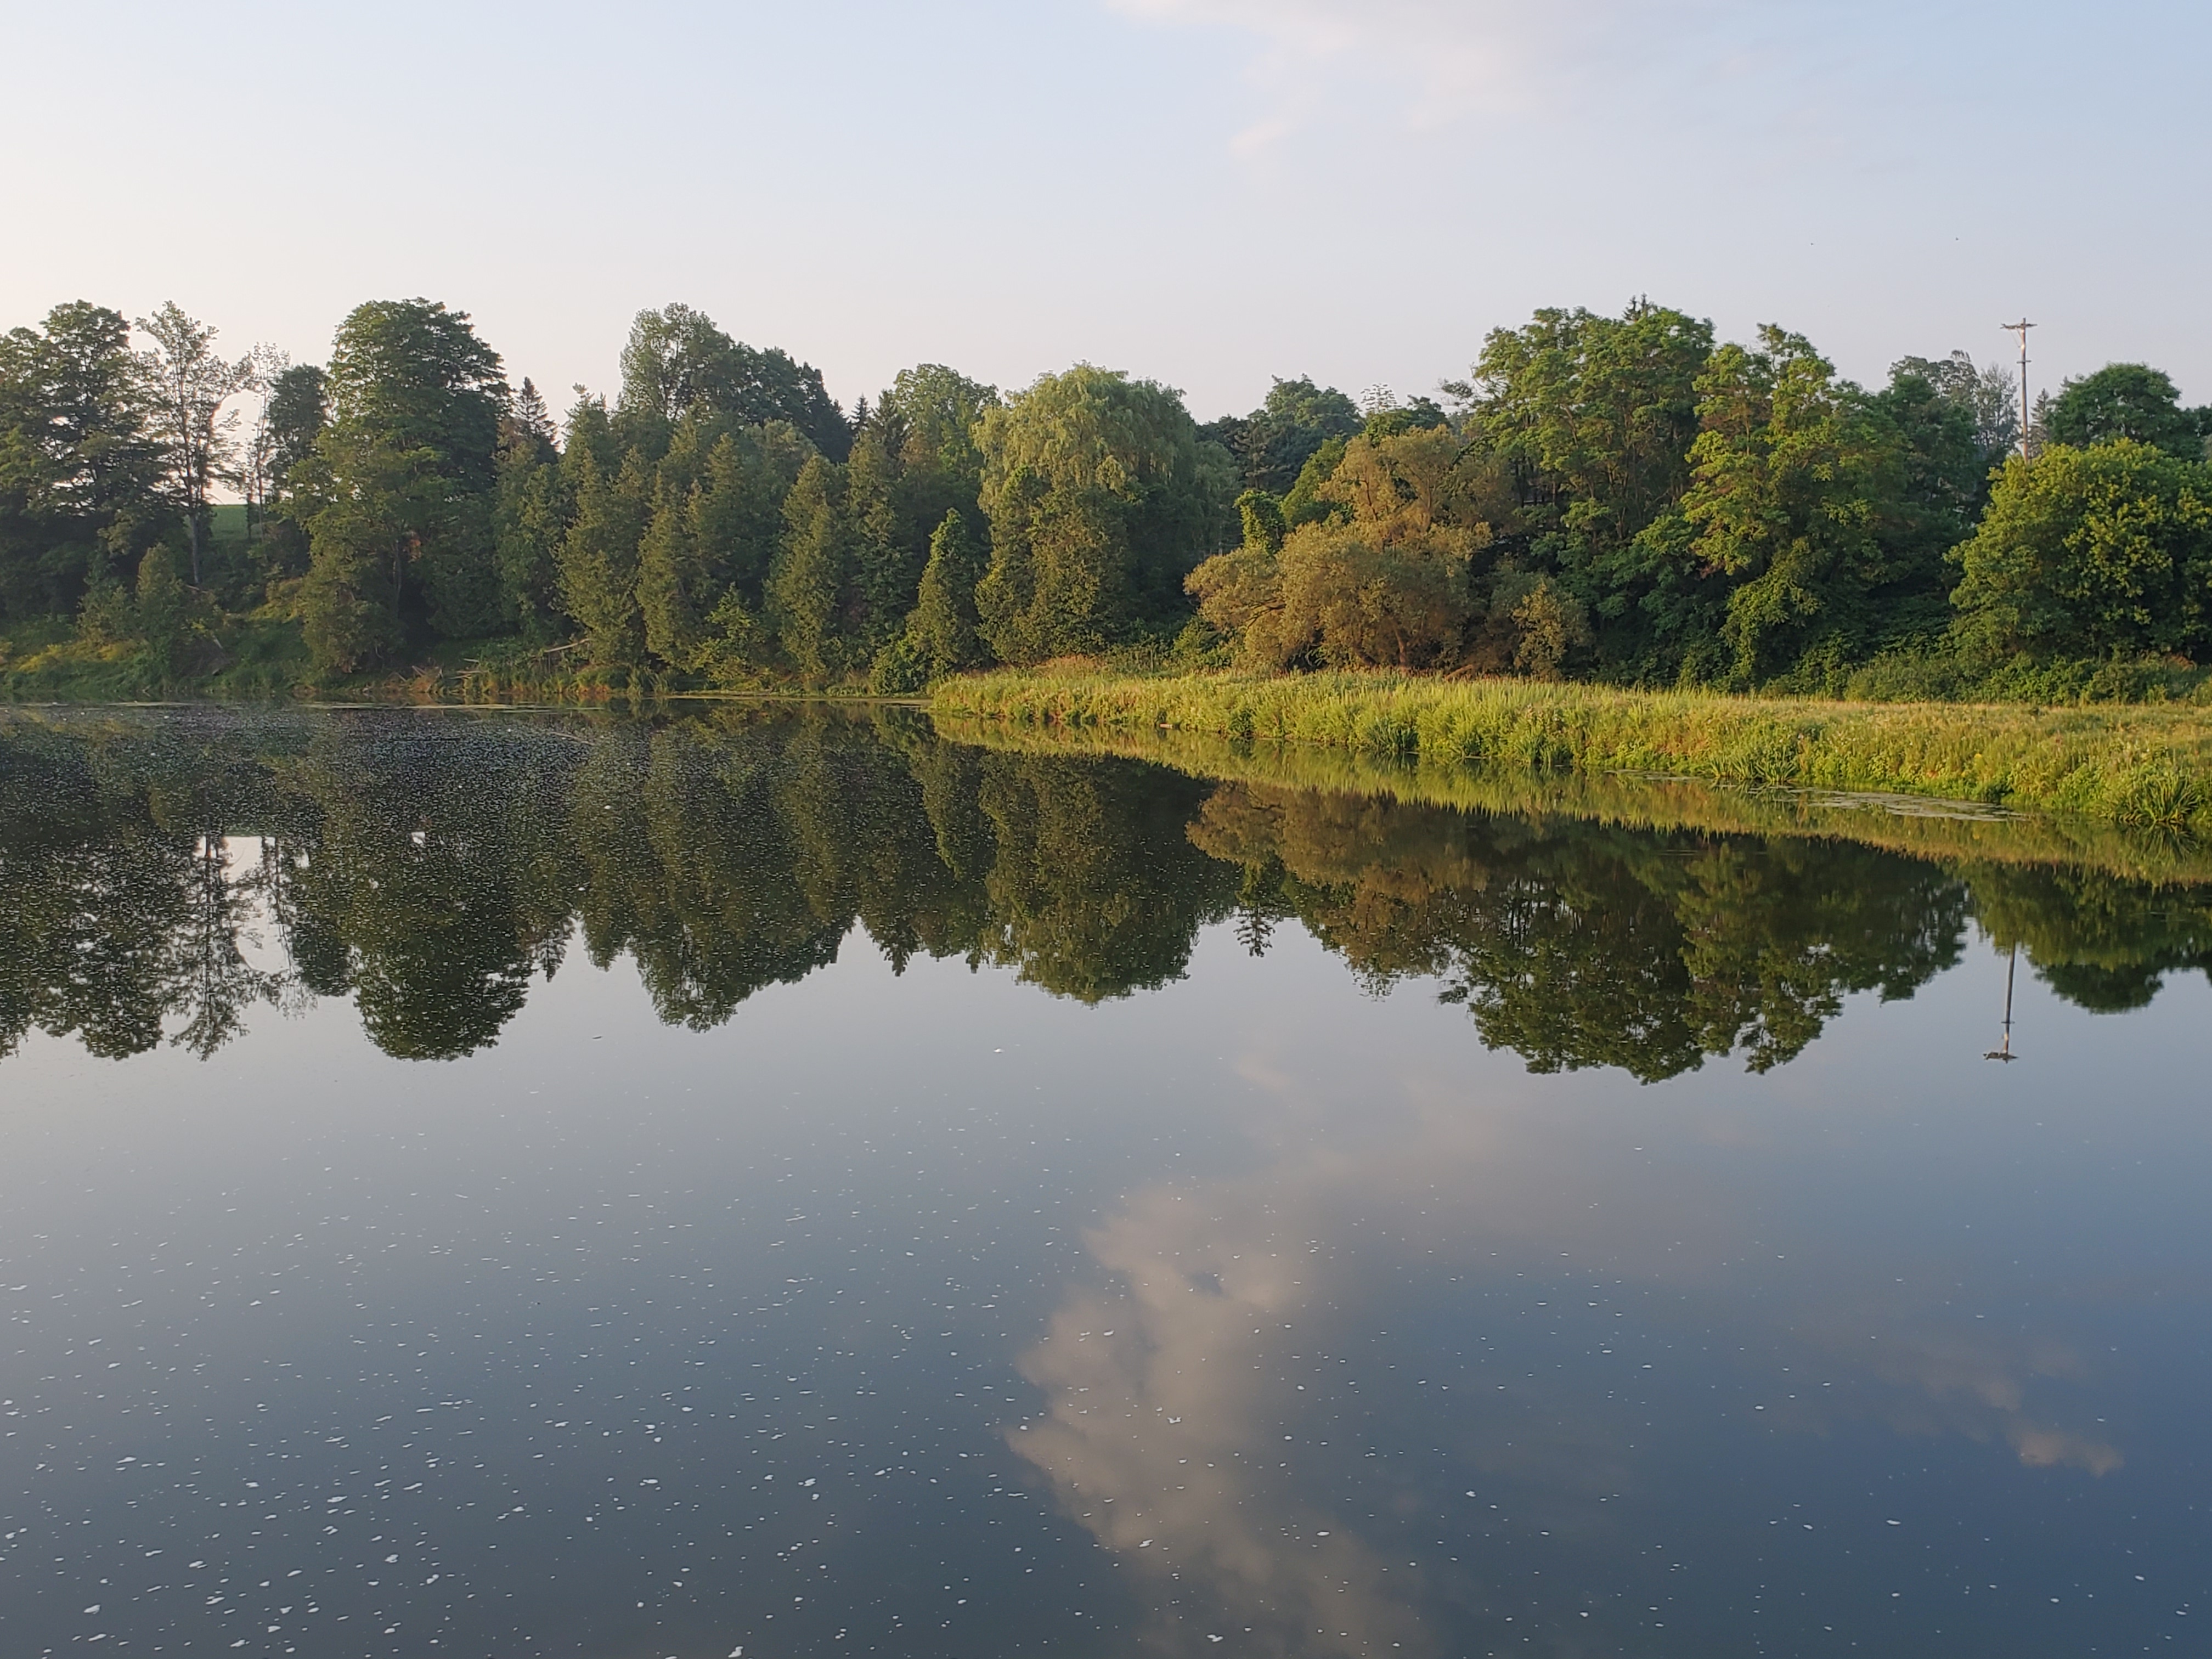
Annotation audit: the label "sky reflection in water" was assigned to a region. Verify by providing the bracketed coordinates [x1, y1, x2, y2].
[0, 705, 2206, 1658]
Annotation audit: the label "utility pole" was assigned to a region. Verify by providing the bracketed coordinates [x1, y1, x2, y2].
[1983, 943, 2020, 1063]
[2002, 318, 2035, 455]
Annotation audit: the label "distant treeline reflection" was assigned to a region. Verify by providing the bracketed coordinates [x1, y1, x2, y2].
[2, 707, 2205, 1074]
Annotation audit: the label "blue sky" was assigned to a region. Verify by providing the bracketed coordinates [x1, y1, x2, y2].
[5, 0, 2204, 419]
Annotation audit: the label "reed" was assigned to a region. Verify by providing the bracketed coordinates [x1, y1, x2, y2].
[933, 667, 2212, 837]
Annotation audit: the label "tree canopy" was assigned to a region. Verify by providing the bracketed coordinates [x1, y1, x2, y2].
[4, 289, 2206, 696]
[2043, 363, 2207, 460]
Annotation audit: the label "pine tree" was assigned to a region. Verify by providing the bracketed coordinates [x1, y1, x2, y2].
[845, 426, 919, 657]
[637, 476, 704, 670]
[555, 449, 647, 668]
[695, 426, 811, 608]
[768, 455, 850, 680]
[906, 508, 987, 677]
[510, 377, 556, 453]
[493, 442, 568, 644]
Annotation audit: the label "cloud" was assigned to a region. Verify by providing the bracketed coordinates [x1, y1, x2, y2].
[1007, 1037, 2131, 1649]
[1784, 1315, 2125, 1477]
[1012, 1250, 1432, 1658]
[2010, 1422, 2124, 1477]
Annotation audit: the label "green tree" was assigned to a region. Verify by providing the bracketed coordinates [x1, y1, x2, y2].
[136, 301, 256, 585]
[133, 545, 195, 685]
[1237, 488, 1285, 554]
[1858, 360, 1993, 641]
[491, 382, 568, 642]
[1278, 436, 1350, 529]
[1189, 426, 1490, 670]
[324, 300, 504, 489]
[1673, 328, 1912, 684]
[1457, 300, 1712, 668]
[768, 455, 853, 679]
[0, 302, 163, 618]
[1889, 350, 2018, 462]
[973, 366, 1231, 662]
[898, 507, 989, 681]
[2045, 363, 2204, 460]
[840, 366, 998, 671]
[556, 445, 649, 668]
[694, 421, 815, 608]
[637, 473, 707, 669]
[298, 466, 407, 672]
[1267, 519, 1477, 669]
[617, 303, 850, 460]
[299, 300, 510, 662]
[252, 361, 328, 581]
[844, 421, 921, 658]
[1201, 376, 1362, 494]
[876, 364, 996, 503]
[264, 362, 329, 482]
[1950, 440, 2212, 660]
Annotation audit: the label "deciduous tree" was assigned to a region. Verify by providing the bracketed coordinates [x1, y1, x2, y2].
[1950, 440, 2212, 660]
[136, 302, 257, 585]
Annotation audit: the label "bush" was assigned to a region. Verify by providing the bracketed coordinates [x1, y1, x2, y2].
[868, 633, 928, 696]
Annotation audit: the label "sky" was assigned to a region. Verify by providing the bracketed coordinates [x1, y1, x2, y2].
[4, 0, 2205, 421]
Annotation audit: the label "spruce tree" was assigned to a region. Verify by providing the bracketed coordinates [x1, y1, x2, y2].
[845, 425, 919, 657]
[637, 476, 704, 670]
[493, 439, 568, 644]
[555, 449, 647, 668]
[768, 455, 850, 680]
[696, 425, 812, 607]
[906, 508, 986, 677]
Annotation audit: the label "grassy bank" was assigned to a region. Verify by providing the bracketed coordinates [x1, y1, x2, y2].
[933, 668, 2212, 837]
[0, 614, 314, 701]
[938, 713, 2212, 887]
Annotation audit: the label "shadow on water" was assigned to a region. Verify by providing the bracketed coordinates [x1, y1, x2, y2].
[3, 702, 2209, 1074]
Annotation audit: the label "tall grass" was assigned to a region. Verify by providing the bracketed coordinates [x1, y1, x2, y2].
[933, 667, 2212, 838]
[939, 714, 2212, 887]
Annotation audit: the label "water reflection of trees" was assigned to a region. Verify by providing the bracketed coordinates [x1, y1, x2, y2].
[1193, 786, 1972, 1079]
[2, 707, 2208, 1071]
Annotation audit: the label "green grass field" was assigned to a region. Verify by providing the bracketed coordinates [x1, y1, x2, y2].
[933, 667, 2212, 838]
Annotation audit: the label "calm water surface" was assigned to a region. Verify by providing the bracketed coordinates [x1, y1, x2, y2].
[1, 705, 2207, 1658]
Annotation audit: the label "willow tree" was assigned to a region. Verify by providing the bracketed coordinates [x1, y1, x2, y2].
[973, 365, 1232, 663]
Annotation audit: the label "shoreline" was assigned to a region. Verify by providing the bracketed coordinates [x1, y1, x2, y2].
[930, 668, 2212, 839]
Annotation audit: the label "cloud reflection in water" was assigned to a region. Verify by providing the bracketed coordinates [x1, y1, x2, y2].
[1012, 1040, 2125, 1652]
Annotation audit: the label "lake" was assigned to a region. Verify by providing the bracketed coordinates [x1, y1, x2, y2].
[1, 703, 2205, 1658]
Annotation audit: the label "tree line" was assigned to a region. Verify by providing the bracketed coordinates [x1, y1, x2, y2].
[4, 707, 2202, 1070]
[3, 296, 2207, 695]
